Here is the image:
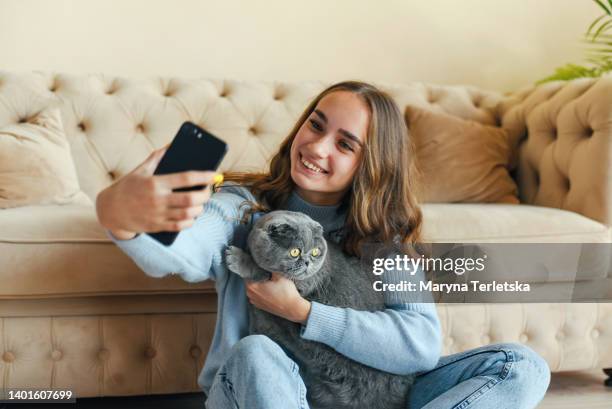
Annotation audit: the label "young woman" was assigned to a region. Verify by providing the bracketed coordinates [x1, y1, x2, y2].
[96, 81, 551, 408]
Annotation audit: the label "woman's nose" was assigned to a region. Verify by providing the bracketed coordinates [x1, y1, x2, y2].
[308, 135, 333, 158]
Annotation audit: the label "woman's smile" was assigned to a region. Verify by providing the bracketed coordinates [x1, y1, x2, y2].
[298, 153, 329, 176]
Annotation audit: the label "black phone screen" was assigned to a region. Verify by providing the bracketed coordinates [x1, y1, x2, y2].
[149, 122, 228, 245]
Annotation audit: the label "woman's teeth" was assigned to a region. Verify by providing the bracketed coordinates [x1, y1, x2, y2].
[301, 157, 326, 173]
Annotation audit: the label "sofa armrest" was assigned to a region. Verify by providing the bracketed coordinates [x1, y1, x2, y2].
[498, 76, 611, 226]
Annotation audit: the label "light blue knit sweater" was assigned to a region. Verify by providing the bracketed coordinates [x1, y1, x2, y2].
[107, 184, 441, 394]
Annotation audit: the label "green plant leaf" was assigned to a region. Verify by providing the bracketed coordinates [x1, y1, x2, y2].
[538, 1, 612, 85]
[581, 34, 612, 45]
[581, 39, 612, 48]
[585, 56, 612, 69]
[593, 19, 612, 39]
[594, 0, 611, 14]
[585, 46, 612, 52]
[587, 14, 607, 36]
[536, 63, 600, 84]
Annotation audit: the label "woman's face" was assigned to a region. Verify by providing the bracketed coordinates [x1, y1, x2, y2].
[290, 91, 370, 206]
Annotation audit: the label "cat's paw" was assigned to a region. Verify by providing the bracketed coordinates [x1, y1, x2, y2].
[225, 246, 244, 274]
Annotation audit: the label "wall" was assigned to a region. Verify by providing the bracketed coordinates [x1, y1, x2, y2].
[0, 0, 600, 92]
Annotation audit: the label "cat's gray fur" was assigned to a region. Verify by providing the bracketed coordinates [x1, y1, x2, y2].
[225, 210, 414, 409]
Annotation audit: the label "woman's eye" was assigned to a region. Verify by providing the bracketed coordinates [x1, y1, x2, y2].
[311, 248, 320, 257]
[339, 140, 354, 151]
[289, 248, 301, 257]
[309, 119, 323, 132]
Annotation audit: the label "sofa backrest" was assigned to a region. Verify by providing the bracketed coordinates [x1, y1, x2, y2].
[0, 71, 609, 227]
[0, 71, 504, 200]
[500, 76, 611, 226]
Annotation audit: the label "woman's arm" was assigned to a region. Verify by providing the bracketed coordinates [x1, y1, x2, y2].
[300, 263, 442, 375]
[95, 146, 254, 283]
[108, 189, 249, 283]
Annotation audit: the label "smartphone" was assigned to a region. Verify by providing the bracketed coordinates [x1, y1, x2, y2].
[149, 121, 228, 246]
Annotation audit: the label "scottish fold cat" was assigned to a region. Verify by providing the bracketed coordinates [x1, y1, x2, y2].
[225, 210, 414, 409]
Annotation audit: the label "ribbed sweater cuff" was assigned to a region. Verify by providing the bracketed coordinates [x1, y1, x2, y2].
[300, 301, 347, 348]
[106, 229, 145, 245]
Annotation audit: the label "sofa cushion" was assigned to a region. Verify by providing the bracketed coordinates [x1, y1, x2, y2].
[406, 105, 519, 204]
[0, 106, 91, 209]
[422, 203, 611, 242]
[422, 203, 611, 283]
[0, 204, 213, 298]
[2, 203, 609, 298]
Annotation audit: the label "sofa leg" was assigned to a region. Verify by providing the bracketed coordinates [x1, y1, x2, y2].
[605, 368, 612, 387]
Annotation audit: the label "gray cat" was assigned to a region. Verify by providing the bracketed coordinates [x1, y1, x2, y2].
[225, 210, 414, 409]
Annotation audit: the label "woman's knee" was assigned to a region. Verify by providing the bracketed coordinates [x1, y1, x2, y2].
[232, 335, 283, 358]
[496, 343, 551, 398]
[226, 335, 293, 374]
[209, 335, 304, 409]
[496, 343, 550, 374]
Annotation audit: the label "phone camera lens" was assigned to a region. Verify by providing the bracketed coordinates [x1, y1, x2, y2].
[197, 133, 202, 138]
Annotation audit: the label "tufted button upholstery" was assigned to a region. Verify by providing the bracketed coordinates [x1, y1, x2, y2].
[2, 351, 15, 363]
[144, 346, 157, 359]
[500, 76, 612, 225]
[190, 345, 202, 359]
[51, 349, 63, 361]
[106, 84, 117, 95]
[427, 89, 438, 103]
[437, 304, 612, 372]
[0, 313, 216, 397]
[273, 87, 285, 100]
[97, 348, 110, 361]
[0, 71, 562, 204]
[48, 77, 60, 93]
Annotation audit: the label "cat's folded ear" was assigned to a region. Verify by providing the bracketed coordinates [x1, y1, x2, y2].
[267, 223, 297, 237]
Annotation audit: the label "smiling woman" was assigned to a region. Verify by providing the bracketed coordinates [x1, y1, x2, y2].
[100, 80, 550, 409]
[224, 81, 423, 258]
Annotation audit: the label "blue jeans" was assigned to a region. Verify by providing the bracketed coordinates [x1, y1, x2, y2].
[205, 335, 551, 409]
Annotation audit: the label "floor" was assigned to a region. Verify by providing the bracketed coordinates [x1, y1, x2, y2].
[538, 370, 611, 409]
[1, 370, 609, 408]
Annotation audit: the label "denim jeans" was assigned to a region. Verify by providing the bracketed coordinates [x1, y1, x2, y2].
[205, 335, 551, 409]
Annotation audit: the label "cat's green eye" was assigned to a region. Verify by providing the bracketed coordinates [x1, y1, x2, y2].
[289, 248, 301, 257]
[311, 248, 321, 257]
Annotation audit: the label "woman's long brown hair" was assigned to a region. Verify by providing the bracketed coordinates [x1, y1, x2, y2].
[222, 81, 423, 258]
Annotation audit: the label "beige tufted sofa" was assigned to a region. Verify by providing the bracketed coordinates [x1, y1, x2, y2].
[0, 71, 610, 397]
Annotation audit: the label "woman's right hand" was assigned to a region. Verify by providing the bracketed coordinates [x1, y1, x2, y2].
[95, 146, 222, 240]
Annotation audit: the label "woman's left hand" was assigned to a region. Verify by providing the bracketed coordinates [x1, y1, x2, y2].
[245, 273, 312, 324]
